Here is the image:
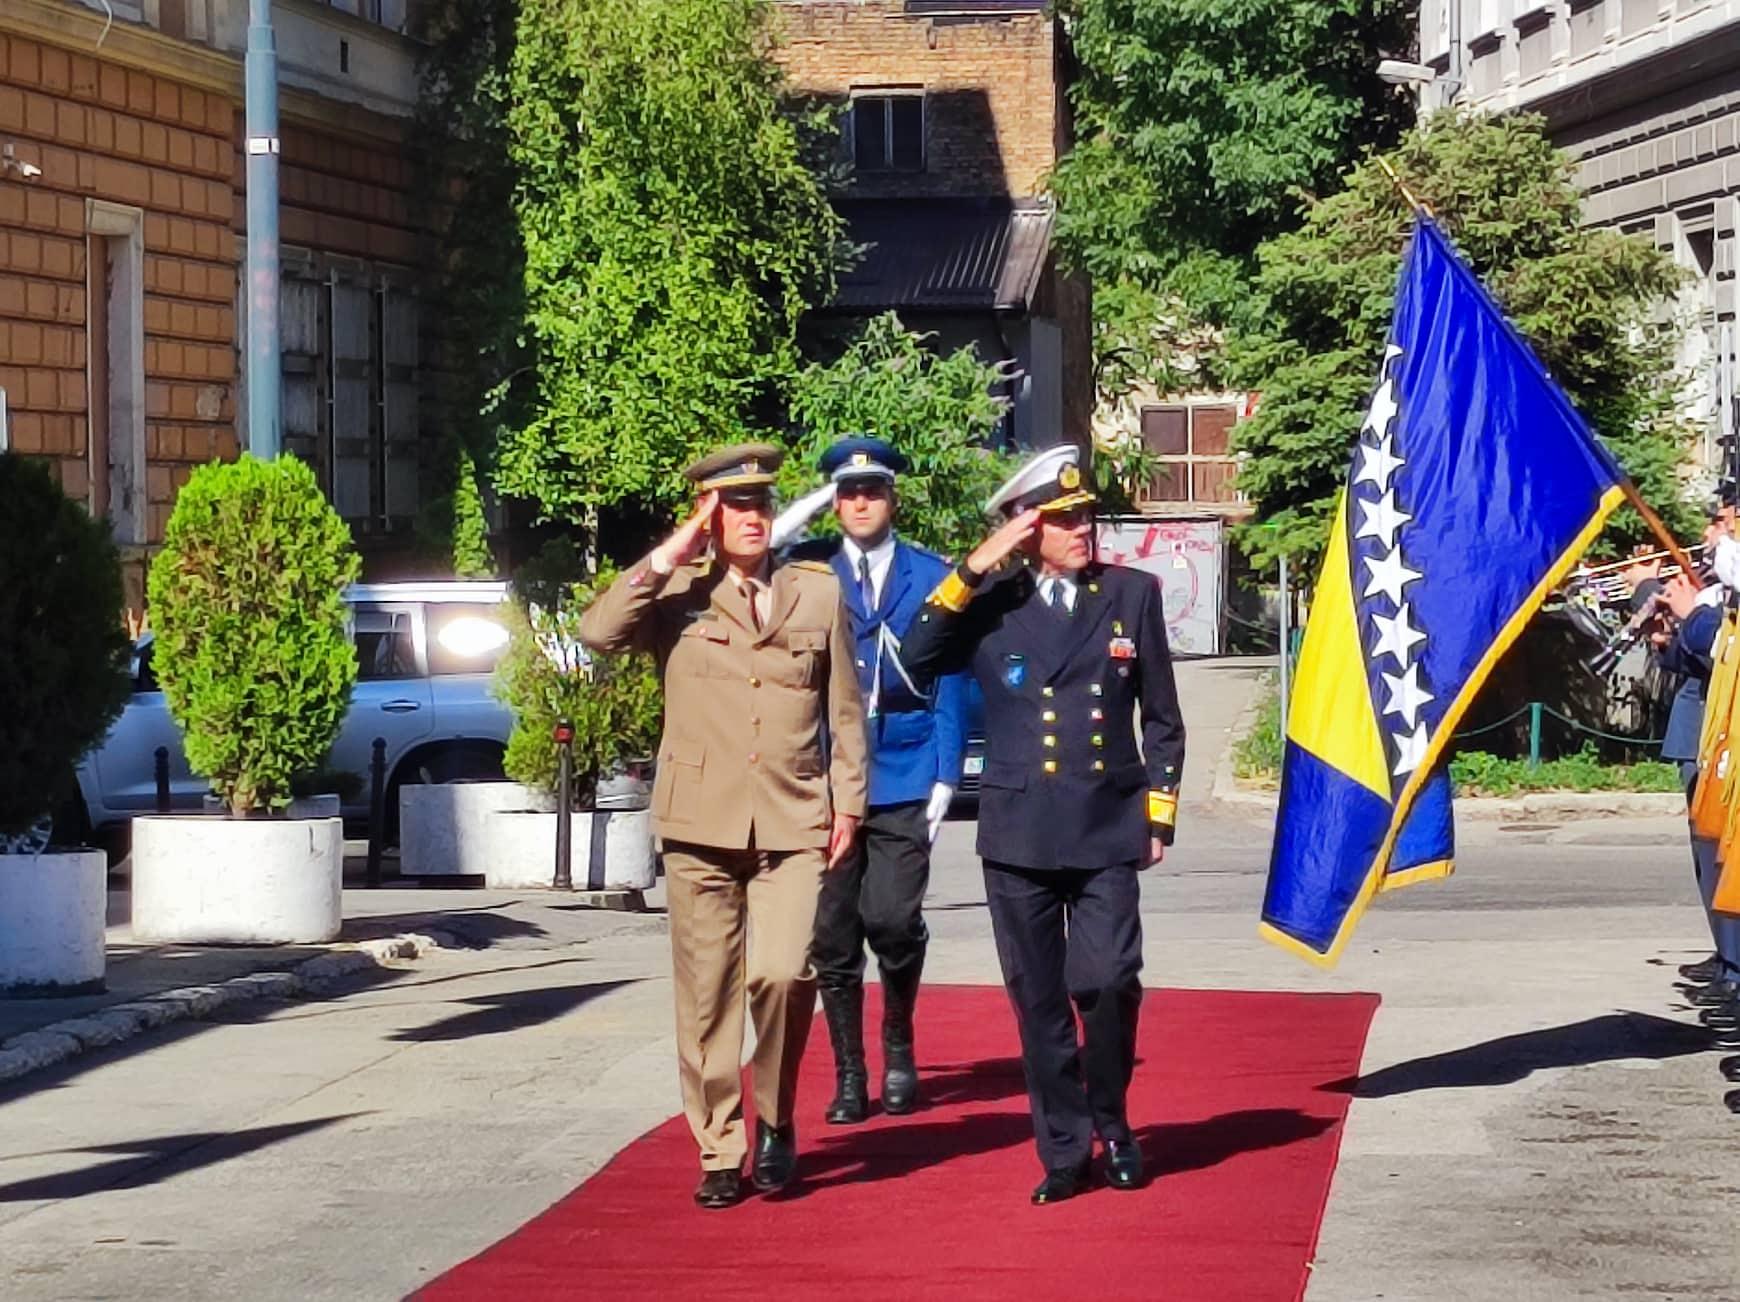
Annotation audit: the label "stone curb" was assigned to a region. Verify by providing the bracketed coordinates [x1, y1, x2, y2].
[0, 930, 454, 1087]
[1206, 673, 1686, 821]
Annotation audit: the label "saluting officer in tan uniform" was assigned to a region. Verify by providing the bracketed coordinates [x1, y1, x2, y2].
[579, 444, 868, 1210]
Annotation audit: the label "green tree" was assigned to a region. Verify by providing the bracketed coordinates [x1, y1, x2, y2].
[1051, 0, 1415, 396]
[781, 314, 1016, 559]
[411, 0, 524, 575]
[496, 0, 841, 523]
[1227, 112, 1694, 572]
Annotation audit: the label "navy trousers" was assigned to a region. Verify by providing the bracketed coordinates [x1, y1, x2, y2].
[982, 860, 1144, 1171]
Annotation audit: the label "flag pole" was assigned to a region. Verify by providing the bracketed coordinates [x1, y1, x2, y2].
[1375, 157, 1434, 219]
[1618, 479, 1702, 584]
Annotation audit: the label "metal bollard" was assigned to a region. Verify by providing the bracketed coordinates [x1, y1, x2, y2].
[366, 737, 387, 888]
[154, 746, 171, 813]
[1528, 702, 1543, 770]
[554, 720, 574, 890]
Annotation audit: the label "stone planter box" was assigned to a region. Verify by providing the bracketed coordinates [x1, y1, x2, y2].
[131, 814, 343, 944]
[398, 781, 552, 878]
[483, 808, 656, 892]
[0, 849, 107, 994]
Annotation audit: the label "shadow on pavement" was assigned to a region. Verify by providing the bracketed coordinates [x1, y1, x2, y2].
[387, 977, 640, 1043]
[0, 1114, 365, 1202]
[341, 904, 549, 949]
[1351, 1011, 1712, 1098]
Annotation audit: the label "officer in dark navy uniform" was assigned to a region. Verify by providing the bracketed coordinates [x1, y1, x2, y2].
[780, 436, 970, 1123]
[901, 443, 1185, 1205]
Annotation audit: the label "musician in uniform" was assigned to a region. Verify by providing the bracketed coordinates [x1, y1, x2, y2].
[782, 436, 970, 1123]
[900, 444, 1185, 1204]
[579, 444, 868, 1209]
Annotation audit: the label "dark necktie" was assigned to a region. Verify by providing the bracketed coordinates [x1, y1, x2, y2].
[1048, 580, 1068, 616]
[858, 554, 874, 612]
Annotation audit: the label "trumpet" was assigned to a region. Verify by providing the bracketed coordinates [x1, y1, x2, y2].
[1567, 543, 1707, 606]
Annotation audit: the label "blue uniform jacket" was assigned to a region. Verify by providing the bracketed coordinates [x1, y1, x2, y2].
[794, 538, 969, 807]
[1660, 601, 1723, 762]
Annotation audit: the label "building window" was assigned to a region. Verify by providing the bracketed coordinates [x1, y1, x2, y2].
[277, 258, 421, 533]
[852, 93, 925, 173]
[86, 200, 147, 546]
[1139, 403, 1242, 507]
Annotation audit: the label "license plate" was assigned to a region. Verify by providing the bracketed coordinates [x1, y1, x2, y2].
[963, 755, 984, 776]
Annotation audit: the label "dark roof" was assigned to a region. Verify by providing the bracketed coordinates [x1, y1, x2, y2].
[827, 199, 1054, 315]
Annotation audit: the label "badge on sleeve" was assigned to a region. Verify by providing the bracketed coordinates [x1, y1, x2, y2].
[1004, 653, 1027, 687]
[1109, 637, 1137, 660]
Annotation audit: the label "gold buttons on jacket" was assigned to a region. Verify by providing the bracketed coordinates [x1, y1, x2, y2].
[1042, 710, 1056, 722]
[1091, 734, 1103, 748]
[1093, 760, 1105, 772]
[1041, 686, 1054, 698]
[1043, 760, 1057, 774]
[748, 675, 761, 688]
[1043, 735, 1057, 748]
[748, 753, 758, 764]
[1089, 683, 1102, 697]
[1090, 708, 1104, 722]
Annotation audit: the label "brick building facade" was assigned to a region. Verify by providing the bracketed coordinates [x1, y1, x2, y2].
[774, 0, 1093, 446]
[0, 0, 429, 609]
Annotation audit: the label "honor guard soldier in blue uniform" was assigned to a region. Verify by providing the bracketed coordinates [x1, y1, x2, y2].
[900, 444, 1185, 1205]
[782, 436, 970, 1123]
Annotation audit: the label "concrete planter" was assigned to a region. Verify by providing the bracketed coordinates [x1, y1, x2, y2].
[398, 782, 551, 878]
[131, 814, 343, 944]
[0, 850, 107, 994]
[482, 808, 656, 892]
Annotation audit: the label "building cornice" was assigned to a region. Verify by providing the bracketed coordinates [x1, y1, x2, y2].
[2, 0, 409, 143]
[1525, 25, 1740, 134]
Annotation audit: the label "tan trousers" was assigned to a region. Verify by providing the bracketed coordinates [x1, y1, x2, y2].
[662, 841, 825, 1172]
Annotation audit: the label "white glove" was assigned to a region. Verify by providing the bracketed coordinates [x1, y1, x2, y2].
[1714, 534, 1740, 592]
[771, 483, 837, 551]
[925, 782, 954, 844]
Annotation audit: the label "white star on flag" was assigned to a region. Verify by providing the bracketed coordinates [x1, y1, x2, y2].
[1381, 662, 1435, 729]
[1363, 547, 1422, 606]
[1392, 720, 1430, 776]
[1361, 379, 1399, 441]
[1355, 490, 1412, 549]
[1371, 603, 1427, 668]
[1353, 435, 1406, 493]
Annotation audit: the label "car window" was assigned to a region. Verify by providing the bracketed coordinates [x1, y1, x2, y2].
[425, 603, 512, 676]
[354, 608, 418, 680]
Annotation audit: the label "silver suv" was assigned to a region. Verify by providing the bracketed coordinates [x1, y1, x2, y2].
[76, 581, 516, 836]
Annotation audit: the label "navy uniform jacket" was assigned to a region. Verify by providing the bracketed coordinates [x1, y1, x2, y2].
[1660, 601, 1723, 762]
[901, 560, 1185, 871]
[790, 537, 969, 808]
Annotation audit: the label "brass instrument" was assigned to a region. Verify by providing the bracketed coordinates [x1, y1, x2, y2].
[1567, 543, 1708, 607]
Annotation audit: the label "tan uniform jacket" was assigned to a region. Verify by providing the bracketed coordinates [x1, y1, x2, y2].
[579, 552, 869, 851]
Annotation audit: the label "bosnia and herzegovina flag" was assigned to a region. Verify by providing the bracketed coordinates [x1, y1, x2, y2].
[1260, 217, 1627, 967]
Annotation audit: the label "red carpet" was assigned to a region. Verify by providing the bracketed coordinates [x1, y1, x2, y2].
[418, 985, 1378, 1302]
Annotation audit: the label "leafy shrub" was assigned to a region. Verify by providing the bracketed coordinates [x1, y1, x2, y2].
[1232, 672, 1284, 786]
[494, 547, 662, 804]
[0, 454, 132, 848]
[147, 456, 360, 815]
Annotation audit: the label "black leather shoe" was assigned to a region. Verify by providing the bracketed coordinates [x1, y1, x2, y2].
[1103, 1140, 1146, 1191]
[882, 1041, 919, 1115]
[1030, 1164, 1092, 1205]
[1688, 979, 1740, 1007]
[1716, 1028, 1740, 1051]
[820, 986, 869, 1125]
[751, 1120, 797, 1192]
[1700, 1004, 1740, 1030]
[1721, 1056, 1740, 1083]
[1680, 954, 1726, 983]
[694, 1168, 742, 1209]
[1726, 1089, 1740, 1115]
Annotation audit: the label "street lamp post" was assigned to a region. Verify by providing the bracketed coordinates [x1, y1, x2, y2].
[245, 0, 281, 460]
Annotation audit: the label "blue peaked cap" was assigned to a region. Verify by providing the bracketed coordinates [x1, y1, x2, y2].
[817, 435, 909, 483]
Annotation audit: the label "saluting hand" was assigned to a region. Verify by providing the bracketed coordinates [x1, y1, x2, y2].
[652, 491, 719, 571]
[826, 813, 861, 871]
[965, 507, 1043, 578]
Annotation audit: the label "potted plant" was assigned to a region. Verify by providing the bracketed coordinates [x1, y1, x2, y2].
[131, 456, 360, 944]
[0, 455, 132, 993]
[482, 547, 662, 894]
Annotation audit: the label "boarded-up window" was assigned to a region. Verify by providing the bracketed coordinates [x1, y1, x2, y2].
[279, 259, 420, 532]
[1137, 402, 1242, 507]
